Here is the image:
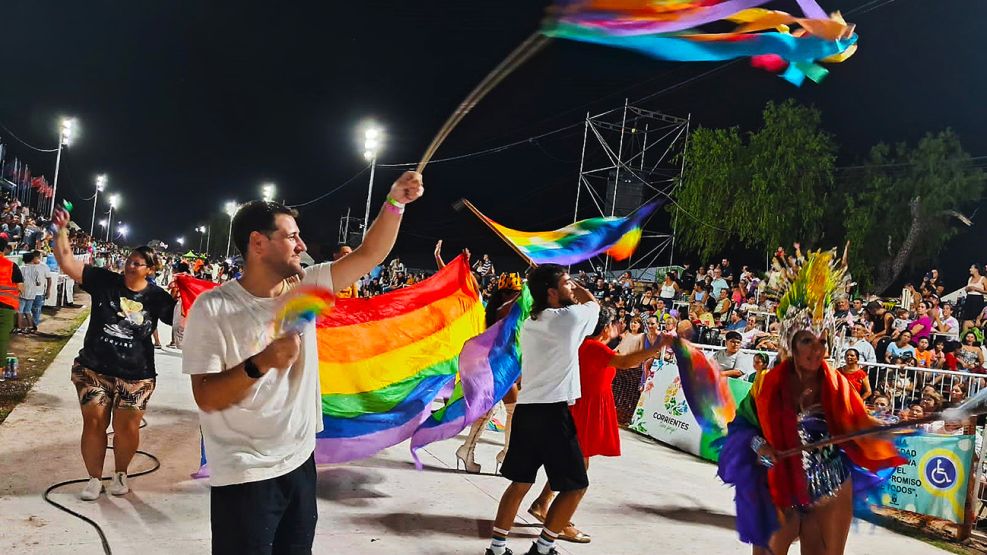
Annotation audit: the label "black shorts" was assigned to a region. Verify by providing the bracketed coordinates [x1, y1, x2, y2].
[211, 453, 317, 554]
[499, 402, 589, 492]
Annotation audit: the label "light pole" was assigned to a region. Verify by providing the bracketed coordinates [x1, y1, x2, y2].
[224, 201, 238, 258]
[196, 225, 208, 252]
[90, 174, 106, 236]
[50, 117, 76, 219]
[106, 194, 119, 242]
[361, 125, 382, 240]
[261, 183, 276, 203]
[116, 223, 128, 241]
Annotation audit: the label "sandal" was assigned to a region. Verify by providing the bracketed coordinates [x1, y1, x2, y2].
[558, 524, 591, 544]
[526, 508, 591, 544]
[527, 506, 547, 523]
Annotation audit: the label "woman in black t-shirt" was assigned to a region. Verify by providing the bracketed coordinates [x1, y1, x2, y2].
[52, 208, 176, 501]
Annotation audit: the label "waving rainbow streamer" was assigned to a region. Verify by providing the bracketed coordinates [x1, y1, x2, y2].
[546, 0, 858, 86]
[669, 338, 736, 436]
[313, 255, 485, 464]
[477, 200, 660, 266]
[410, 286, 532, 467]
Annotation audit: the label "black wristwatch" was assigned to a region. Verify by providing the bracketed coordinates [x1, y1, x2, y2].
[243, 356, 264, 379]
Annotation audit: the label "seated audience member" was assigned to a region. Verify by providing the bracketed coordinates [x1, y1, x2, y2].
[712, 331, 743, 378]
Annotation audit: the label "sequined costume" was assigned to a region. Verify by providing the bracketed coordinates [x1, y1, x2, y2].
[716, 250, 906, 548]
[717, 358, 905, 547]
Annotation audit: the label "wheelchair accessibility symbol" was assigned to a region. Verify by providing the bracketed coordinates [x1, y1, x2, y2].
[924, 456, 957, 490]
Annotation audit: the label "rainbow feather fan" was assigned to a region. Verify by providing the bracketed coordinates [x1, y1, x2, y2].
[669, 337, 736, 436]
[545, 0, 858, 86]
[275, 284, 336, 335]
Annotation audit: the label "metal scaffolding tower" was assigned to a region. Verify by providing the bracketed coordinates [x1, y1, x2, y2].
[573, 100, 690, 280]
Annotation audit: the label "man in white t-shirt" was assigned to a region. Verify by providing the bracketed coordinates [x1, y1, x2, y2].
[487, 264, 599, 555]
[182, 171, 423, 553]
[935, 302, 960, 336]
[838, 322, 877, 364]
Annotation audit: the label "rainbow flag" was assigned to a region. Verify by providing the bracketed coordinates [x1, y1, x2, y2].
[476, 200, 660, 266]
[313, 254, 485, 464]
[410, 285, 532, 467]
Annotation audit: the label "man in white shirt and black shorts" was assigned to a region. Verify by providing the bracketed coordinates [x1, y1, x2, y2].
[182, 172, 423, 554]
[486, 264, 600, 555]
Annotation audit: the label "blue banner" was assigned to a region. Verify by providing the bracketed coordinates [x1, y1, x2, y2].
[880, 434, 974, 523]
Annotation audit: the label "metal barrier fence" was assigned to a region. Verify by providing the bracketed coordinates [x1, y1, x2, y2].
[613, 342, 985, 431]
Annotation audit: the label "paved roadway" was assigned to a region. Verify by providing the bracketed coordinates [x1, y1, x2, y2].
[0, 319, 946, 554]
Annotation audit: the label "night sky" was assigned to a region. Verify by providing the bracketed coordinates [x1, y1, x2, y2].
[2, 1, 985, 283]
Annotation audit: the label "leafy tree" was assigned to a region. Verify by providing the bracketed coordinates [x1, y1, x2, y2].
[674, 100, 837, 261]
[843, 129, 985, 293]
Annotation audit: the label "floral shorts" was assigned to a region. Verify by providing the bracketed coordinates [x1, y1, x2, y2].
[70, 361, 156, 411]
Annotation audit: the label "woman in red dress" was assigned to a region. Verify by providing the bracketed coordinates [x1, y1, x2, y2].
[838, 348, 872, 400]
[526, 307, 667, 543]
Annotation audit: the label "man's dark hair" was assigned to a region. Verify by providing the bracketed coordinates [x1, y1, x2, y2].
[527, 264, 567, 320]
[725, 330, 742, 342]
[335, 243, 350, 254]
[21, 251, 35, 264]
[231, 200, 298, 261]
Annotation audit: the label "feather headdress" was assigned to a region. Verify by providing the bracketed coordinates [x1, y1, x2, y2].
[764, 248, 849, 358]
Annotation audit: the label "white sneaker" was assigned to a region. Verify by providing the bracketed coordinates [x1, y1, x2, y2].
[108, 472, 130, 496]
[80, 477, 103, 501]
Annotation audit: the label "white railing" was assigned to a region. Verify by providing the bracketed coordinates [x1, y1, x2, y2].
[689, 343, 983, 414]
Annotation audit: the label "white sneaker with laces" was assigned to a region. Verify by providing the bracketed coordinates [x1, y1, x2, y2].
[108, 472, 130, 496]
[80, 477, 103, 501]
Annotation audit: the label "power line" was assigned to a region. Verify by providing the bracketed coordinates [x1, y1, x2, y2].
[0, 120, 58, 153]
[287, 165, 370, 208]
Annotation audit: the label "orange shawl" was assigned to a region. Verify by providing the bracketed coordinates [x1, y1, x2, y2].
[755, 359, 906, 508]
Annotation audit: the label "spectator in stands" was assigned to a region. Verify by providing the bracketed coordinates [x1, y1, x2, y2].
[658, 272, 678, 305]
[936, 302, 960, 336]
[725, 310, 745, 332]
[688, 282, 707, 309]
[885, 331, 915, 363]
[838, 348, 871, 400]
[962, 264, 987, 332]
[919, 389, 943, 414]
[635, 287, 656, 313]
[713, 331, 743, 378]
[710, 268, 729, 300]
[948, 382, 968, 406]
[881, 366, 914, 407]
[850, 298, 865, 320]
[744, 352, 769, 383]
[908, 301, 933, 343]
[712, 288, 731, 325]
[956, 331, 985, 372]
[866, 301, 895, 350]
[913, 337, 934, 368]
[870, 394, 893, 417]
[841, 323, 877, 363]
[889, 307, 911, 340]
[720, 258, 733, 282]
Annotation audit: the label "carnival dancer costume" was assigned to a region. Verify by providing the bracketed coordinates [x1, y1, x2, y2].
[716, 250, 906, 547]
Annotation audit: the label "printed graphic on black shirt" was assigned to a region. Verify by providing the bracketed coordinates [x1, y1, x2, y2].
[78, 266, 175, 380]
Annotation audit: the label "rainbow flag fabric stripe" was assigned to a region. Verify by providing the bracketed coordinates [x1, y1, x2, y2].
[313, 254, 485, 464]
[410, 285, 532, 467]
[478, 200, 660, 266]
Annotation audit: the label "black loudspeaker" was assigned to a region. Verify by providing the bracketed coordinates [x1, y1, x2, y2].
[604, 170, 644, 217]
